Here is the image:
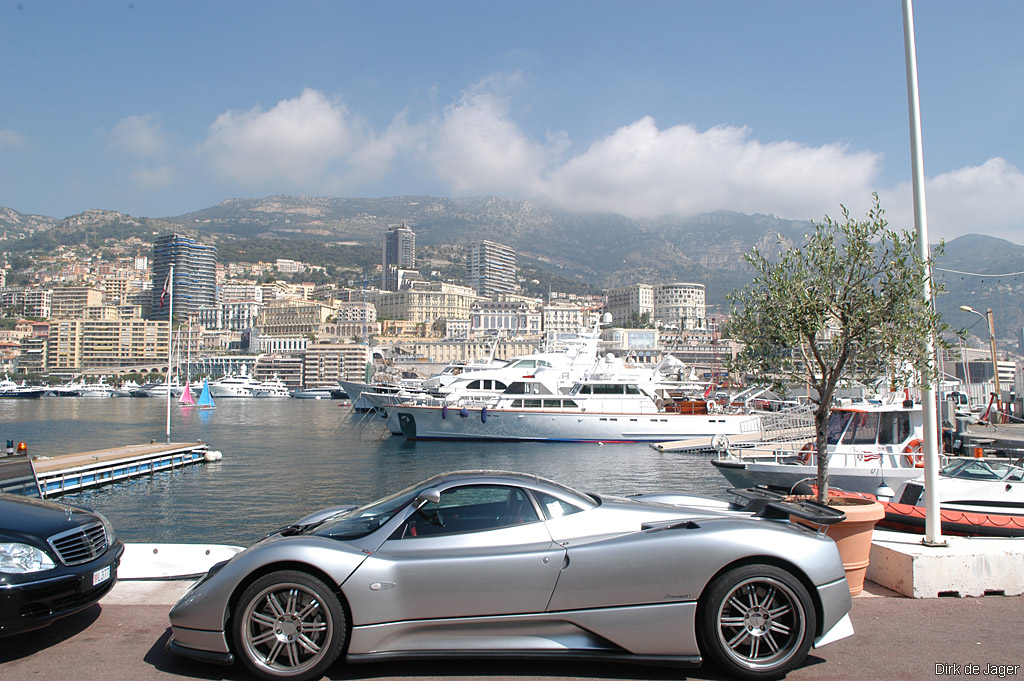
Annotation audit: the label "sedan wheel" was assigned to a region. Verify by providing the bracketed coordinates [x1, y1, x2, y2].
[233, 570, 347, 681]
[699, 564, 815, 680]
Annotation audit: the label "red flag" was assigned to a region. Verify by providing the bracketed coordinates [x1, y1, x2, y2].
[159, 271, 171, 307]
[702, 383, 715, 399]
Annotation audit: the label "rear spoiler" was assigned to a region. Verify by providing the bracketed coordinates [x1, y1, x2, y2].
[728, 486, 846, 525]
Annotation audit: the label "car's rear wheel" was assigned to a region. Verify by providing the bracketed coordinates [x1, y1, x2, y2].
[698, 564, 815, 680]
[232, 570, 346, 681]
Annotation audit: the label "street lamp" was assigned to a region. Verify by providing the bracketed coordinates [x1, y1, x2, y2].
[959, 305, 1001, 421]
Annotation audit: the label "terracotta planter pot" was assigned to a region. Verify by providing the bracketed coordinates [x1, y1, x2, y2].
[793, 497, 885, 596]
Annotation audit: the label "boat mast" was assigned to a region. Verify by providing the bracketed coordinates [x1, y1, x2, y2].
[165, 264, 174, 444]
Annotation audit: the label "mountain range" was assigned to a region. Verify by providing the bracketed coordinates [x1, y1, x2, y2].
[2, 196, 1022, 345]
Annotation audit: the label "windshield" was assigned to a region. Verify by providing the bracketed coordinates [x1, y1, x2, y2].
[313, 481, 423, 540]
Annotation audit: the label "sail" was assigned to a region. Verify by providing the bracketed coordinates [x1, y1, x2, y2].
[179, 381, 195, 406]
[197, 379, 216, 410]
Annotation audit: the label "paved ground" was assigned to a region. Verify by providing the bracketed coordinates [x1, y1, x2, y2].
[1, 581, 1021, 681]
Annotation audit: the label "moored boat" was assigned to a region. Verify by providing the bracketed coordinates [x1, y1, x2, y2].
[0, 376, 47, 399]
[833, 456, 1024, 537]
[252, 376, 291, 398]
[385, 377, 762, 443]
[710, 393, 936, 495]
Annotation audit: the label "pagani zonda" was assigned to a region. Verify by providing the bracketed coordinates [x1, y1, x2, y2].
[168, 471, 852, 681]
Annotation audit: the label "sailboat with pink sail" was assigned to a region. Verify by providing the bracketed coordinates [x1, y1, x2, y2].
[179, 381, 195, 406]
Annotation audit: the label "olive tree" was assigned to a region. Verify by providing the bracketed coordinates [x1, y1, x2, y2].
[727, 194, 945, 502]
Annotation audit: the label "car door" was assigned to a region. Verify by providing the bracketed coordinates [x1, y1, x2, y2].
[345, 484, 566, 625]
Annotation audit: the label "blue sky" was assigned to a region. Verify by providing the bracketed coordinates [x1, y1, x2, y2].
[2, 1, 1022, 244]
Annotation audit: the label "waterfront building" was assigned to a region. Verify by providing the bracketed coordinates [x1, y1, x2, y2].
[197, 300, 263, 332]
[51, 286, 103, 319]
[253, 354, 304, 389]
[542, 302, 588, 335]
[466, 240, 517, 298]
[653, 282, 706, 331]
[14, 335, 46, 375]
[374, 281, 479, 324]
[46, 317, 169, 374]
[469, 300, 541, 338]
[605, 284, 654, 327]
[302, 341, 371, 387]
[257, 300, 334, 336]
[382, 224, 416, 291]
[151, 233, 218, 320]
[255, 335, 308, 355]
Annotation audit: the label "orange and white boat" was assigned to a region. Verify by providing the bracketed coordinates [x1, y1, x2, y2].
[832, 457, 1024, 537]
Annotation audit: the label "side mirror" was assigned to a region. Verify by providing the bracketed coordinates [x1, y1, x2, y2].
[414, 489, 441, 509]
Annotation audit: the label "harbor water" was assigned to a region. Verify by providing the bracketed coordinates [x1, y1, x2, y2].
[1, 398, 731, 546]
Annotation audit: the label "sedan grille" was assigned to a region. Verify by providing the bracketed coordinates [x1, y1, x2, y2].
[47, 522, 109, 566]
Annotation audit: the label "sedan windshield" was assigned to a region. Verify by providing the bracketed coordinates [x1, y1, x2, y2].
[313, 483, 423, 540]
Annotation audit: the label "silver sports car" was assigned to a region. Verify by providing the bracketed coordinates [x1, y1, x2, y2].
[167, 471, 853, 681]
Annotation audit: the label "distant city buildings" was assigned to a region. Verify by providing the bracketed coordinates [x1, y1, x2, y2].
[653, 283, 706, 331]
[150, 233, 217, 320]
[382, 224, 416, 291]
[605, 284, 654, 326]
[466, 240, 517, 298]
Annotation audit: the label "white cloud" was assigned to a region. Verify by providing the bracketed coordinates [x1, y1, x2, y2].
[429, 81, 569, 196]
[189, 80, 1023, 245]
[203, 89, 359, 187]
[0, 129, 25, 146]
[425, 82, 880, 222]
[543, 118, 879, 219]
[110, 114, 166, 157]
[881, 158, 1024, 243]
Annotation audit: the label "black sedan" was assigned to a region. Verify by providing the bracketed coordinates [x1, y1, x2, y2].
[0, 492, 124, 636]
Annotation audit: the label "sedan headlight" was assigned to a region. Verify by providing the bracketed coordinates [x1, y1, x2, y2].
[96, 511, 117, 545]
[0, 542, 56, 574]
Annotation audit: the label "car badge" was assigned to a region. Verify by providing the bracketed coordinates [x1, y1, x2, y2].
[65, 508, 74, 522]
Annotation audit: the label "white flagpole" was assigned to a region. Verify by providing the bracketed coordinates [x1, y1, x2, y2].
[166, 264, 174, 444]
[902, 0, 943, 546]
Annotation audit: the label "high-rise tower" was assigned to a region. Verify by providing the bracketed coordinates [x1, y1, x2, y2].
[382, 224, 415, 291]
[466, 240, 517, 298]
[151, 233, 217, 319]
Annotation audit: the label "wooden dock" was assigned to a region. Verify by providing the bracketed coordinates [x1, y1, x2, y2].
[1, 442, 213, 498]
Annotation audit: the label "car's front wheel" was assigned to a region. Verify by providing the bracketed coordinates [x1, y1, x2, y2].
[698, 564, 816, 680]
[232, 570, 347, 681]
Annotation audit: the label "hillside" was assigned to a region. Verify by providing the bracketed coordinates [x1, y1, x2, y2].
[2, 197, 1022, 342]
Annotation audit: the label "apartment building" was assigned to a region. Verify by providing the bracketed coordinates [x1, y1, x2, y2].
[466, 240, 517, 297]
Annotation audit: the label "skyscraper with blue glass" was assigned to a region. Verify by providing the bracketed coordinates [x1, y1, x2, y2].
[150, 233, 217, 320]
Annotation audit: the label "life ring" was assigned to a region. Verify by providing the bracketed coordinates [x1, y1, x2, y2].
[903, 439, 924, 468]
[798, 442, 815, 465]
[706, 400, 717, 414]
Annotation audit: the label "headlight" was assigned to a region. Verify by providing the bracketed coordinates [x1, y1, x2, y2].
[0, 542, 56, 574]
[96, 511, 117, 545]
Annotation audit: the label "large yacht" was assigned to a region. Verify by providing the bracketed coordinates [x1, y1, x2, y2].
[385, 377, 761, 443]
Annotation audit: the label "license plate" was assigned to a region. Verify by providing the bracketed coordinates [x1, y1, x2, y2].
[92, 565, 111, 586]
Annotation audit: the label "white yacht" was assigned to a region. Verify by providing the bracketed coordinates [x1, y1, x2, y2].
[79, 378, 114, 398]
[385, 377, 761, 443]
[252, 376, 291, 398]
[207, 369, 261, 398]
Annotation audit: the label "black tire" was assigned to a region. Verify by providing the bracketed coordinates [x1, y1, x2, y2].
[232, 570, 347, 681]
[698, 564, 816, 681]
